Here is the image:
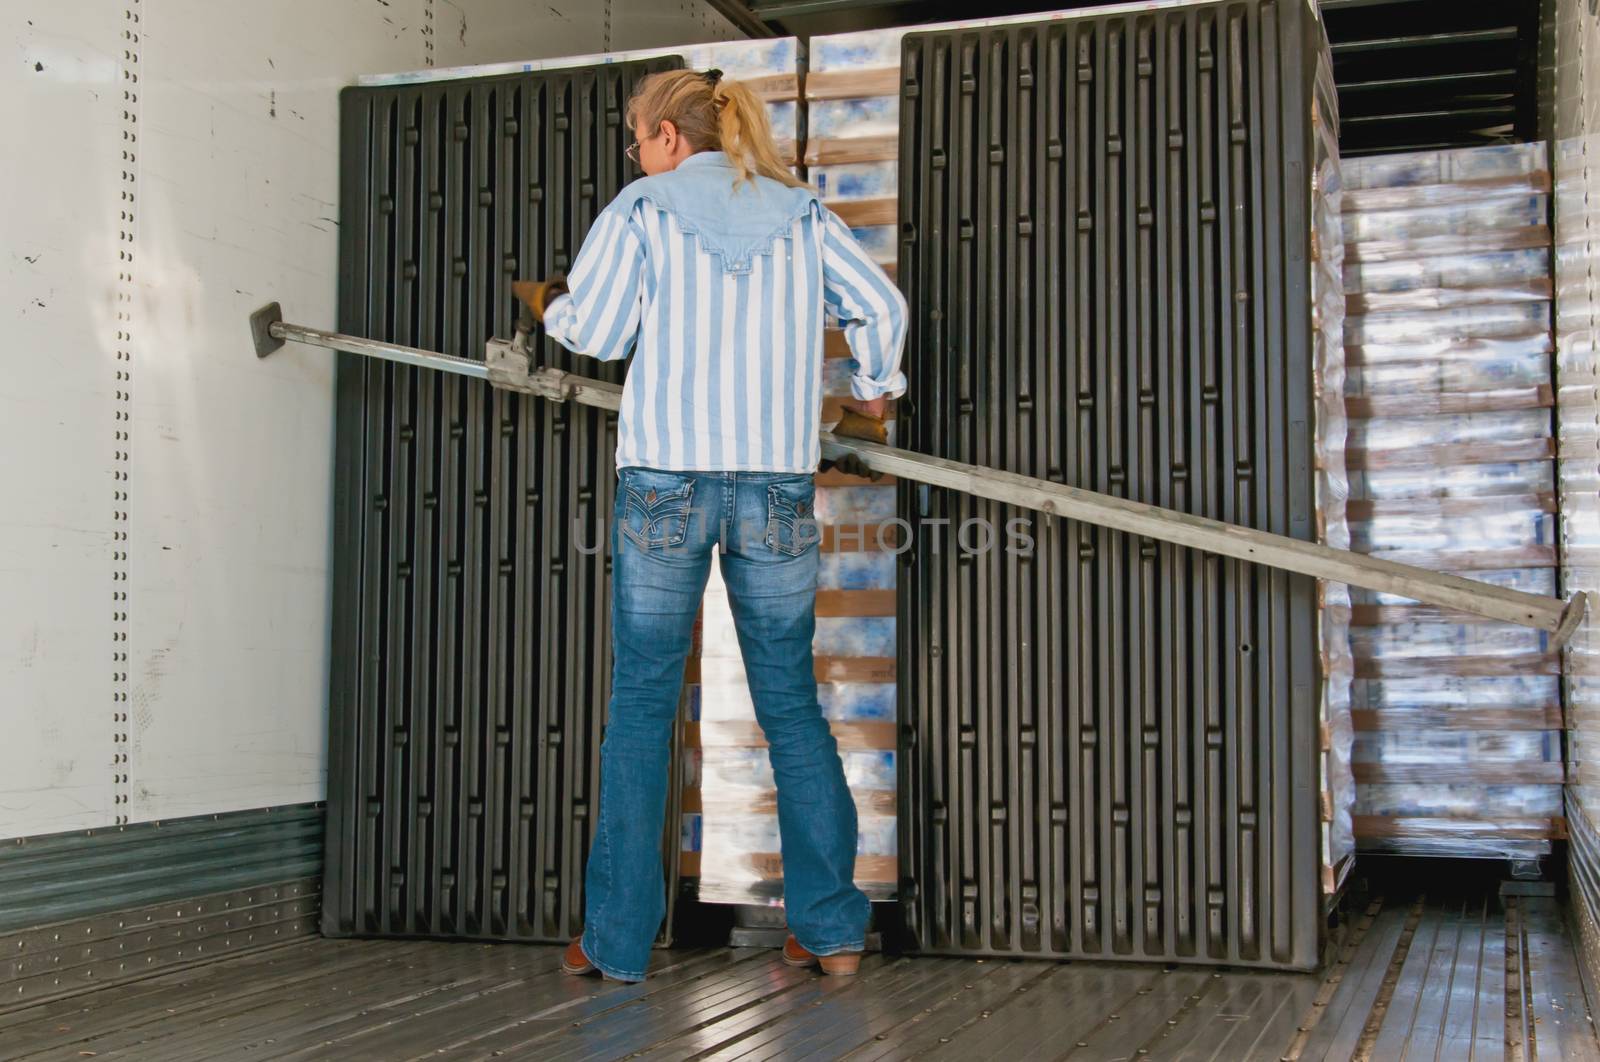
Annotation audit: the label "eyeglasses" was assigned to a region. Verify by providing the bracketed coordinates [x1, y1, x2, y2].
[625, 124, 662, 167]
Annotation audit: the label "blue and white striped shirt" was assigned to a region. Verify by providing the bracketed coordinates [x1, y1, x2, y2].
[543, 151, 907, 473]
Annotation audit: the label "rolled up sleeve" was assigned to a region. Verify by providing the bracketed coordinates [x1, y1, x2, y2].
[820, 209, 908, 401]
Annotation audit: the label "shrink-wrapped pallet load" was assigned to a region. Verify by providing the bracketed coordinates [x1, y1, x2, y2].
[684, 31, 902, 907]
[1342, 143, 1563, 859]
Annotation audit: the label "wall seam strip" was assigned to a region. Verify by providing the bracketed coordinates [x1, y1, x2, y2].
[112, 0, 144, 827]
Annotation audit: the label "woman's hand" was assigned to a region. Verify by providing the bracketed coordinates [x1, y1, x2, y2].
[512, 275, 570, 323]
[822, 396, 892, 481]
[840, 395, 888, 421]
[833, 396, 890, 445]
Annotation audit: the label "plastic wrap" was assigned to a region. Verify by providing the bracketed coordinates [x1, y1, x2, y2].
[1343, 142, 1546, 189]
[810, 28, 911, 72]
[811, 161, 898, 202]
[1349, 334, 1554, 374]
[1341, 196, 1547, 245]
[698, 746, 895, 797]
[820, 550, 896, 589]
[1342, 176, 1549, 216]
[1357, 783, 1563, 818]
[822, 355, 858, 395]
[1355, 459, 1559, 500]
[1551, 80, 1600, 858]
[1345, 247, 1551, 296]
[1345, 301, 1550, 347]
[357, 34, 801, 86]
[839, 225, 896, 266]
[765, 100, 799, 148]
[697, 808, 897, 905]
[818, 681, 896, 721]
[813, 485, 897, 524]
[808, 97, 899, 139]
[687, 479, 900, 905]
[1349, 408, 1551, 451]
[1342, 144, 1561, 859]
[1349, 350, 1553, 394]
[1354, 730, 1558, 764]
[675, 30, 909, 910]
[1349, 512, 1557, 555]
[1349, 622, 1551, 660]
[679, 38, 800, 81]
[1360, 670, 1559, 700]
[1312, 93, 1356, 883]
[1354, 775, 1561, 858]
[814, 617, 895, 658]
[689, 631, 899, 904]
[804, 28, 904, 167]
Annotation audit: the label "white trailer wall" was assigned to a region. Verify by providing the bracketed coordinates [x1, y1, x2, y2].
[1549, 0, 1600, 973]
[0, 0, 737, 840]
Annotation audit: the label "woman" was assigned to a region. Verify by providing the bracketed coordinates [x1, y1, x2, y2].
[522, 68, 907, 983]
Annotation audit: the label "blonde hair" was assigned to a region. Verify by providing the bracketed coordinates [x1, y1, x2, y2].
[626, 69, 806, 189]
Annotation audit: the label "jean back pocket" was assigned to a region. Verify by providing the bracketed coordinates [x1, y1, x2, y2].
[765, 478, 819, 557]
[620, 470, 695, 551]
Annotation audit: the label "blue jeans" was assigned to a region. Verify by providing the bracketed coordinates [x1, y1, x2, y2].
[580, 467, 870, 981]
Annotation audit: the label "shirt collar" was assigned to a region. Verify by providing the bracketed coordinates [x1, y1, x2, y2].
[678, 150, 730, 171]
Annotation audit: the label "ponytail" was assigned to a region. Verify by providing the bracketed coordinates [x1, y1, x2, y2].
[626, 69, 807, 189]
[711, 79, 805, 188]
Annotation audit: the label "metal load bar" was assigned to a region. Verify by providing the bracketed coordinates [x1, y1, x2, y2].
[251, 302, 1589, 645]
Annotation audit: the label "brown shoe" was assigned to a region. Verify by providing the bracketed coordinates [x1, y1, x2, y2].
[782, 934, 861, 976]
[562, 936, 598, 977]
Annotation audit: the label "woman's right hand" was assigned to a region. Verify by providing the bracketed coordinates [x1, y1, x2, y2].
[822, 398, 892, 481]
[832, 399, 889, 445]
[840, 395, 888, 421]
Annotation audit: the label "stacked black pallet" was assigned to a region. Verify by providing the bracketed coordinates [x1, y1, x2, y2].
[897, 0, 1336, 969]
[324, 57, 682, 942]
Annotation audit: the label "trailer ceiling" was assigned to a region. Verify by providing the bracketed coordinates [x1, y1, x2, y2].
[704, 0, 1541, 156]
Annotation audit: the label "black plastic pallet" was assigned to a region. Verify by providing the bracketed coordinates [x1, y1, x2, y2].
[324, 57, 683, 942]
[895, 1, 1331, 970]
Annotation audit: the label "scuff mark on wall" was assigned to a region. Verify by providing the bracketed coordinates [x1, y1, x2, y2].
[439, 0, 467, 46]
[131, 640, 176, 751]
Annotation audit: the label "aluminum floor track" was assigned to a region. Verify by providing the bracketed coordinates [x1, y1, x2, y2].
[2, 892, 1595, 1060]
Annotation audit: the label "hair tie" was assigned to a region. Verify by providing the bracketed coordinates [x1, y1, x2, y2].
[704, 68, 724, 86]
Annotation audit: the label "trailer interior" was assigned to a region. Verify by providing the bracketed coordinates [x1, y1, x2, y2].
[4, 0, 1600, 1059]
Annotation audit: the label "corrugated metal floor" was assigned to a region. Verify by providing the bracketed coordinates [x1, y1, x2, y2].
[3, 891, 1596, 1060]
[1295, 892, 1596, 1062]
